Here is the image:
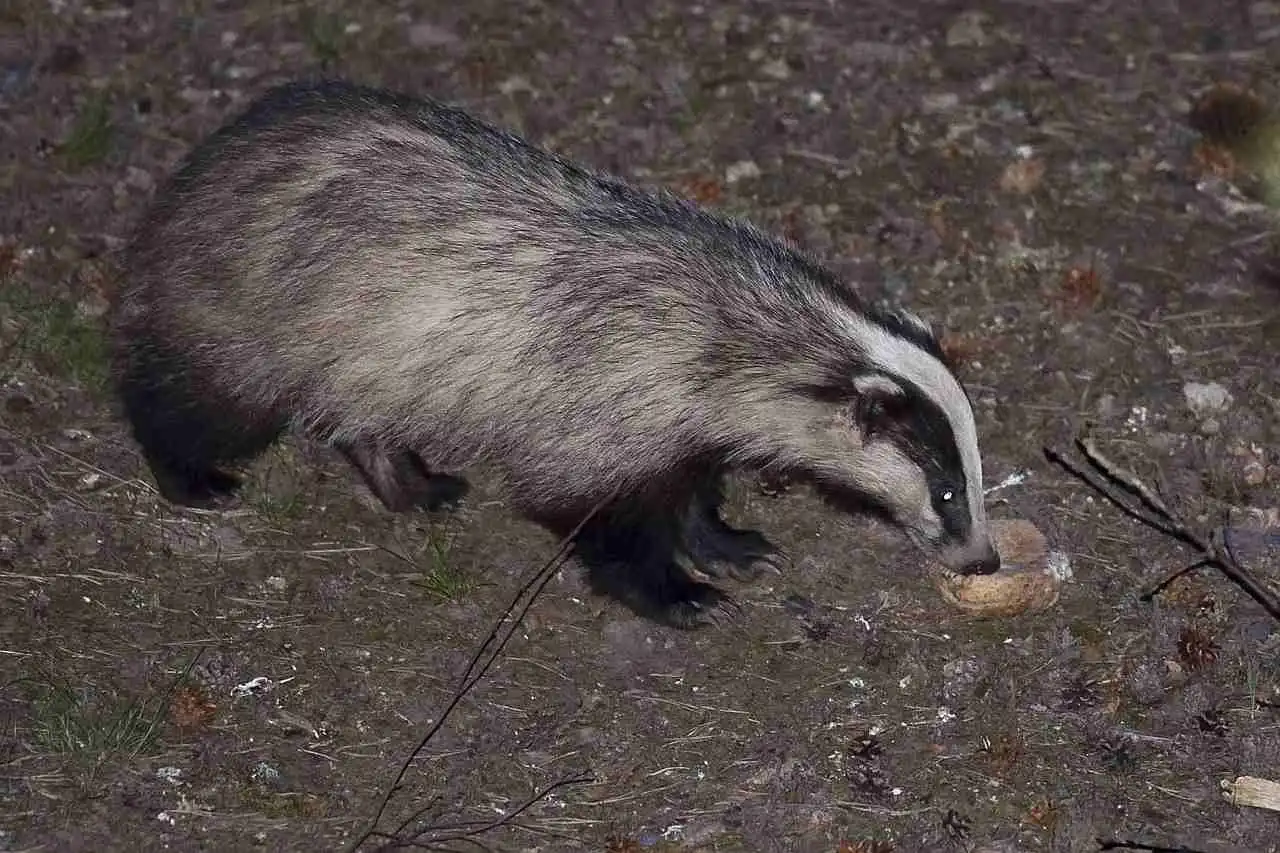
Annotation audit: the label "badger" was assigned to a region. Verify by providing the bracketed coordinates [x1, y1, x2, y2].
[109, 79, 1001, 628]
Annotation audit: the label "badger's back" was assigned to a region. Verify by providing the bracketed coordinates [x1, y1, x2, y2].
[114, 80, 887, 502]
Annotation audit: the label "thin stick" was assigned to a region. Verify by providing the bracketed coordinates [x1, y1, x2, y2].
[1076, 438, 1190, 544]
[348, 487, 618, 853]
[1139, 558, 1212, 601]
[409, 774, 594, 847]
[1097, 840, 1212, 853]
[1043, 442, 1280, 622]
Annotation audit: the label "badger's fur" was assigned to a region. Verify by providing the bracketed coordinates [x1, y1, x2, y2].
[110, 79, 1001, 628]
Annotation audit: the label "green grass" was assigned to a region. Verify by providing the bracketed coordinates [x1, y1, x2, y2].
[20, 655, 203, 761]
[29, 681, 164, 759]
[0, 282, 110, 393]
[413, 527, 474, 602]
[300, 8, 346, 68]
[60, 92, 114, 169]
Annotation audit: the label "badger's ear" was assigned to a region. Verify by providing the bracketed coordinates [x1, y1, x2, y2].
[850, 374, 909, 439]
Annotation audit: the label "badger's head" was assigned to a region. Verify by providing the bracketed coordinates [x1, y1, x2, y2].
[792, 303, 1000, 577]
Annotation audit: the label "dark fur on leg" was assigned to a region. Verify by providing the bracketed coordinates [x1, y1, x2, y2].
[337, 441, 470, 512]
[681, 477, 787, 582]
[114, 336, 283, 508]
[531, 491, 739, 629]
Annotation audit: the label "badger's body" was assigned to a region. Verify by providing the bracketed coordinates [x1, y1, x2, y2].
[111, 79, 1000, 627]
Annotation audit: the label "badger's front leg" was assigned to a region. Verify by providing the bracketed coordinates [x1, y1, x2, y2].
[565, 499, 740, 629]
[680, 479, 788, 583]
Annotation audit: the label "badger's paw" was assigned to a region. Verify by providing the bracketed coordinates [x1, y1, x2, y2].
[584, 553, 742, 630]
[686, 526, 788, 584]
[655, 580, 741, 630]
[150, 465, 244, 511]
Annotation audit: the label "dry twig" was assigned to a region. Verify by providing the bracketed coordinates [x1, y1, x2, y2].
[348, 489, 619, 853]
[1043, 437, 1280, 623]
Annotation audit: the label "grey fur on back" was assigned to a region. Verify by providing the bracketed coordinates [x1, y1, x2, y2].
[115, 79, 942, 519]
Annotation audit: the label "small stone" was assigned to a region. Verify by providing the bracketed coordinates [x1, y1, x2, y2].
[945, 11, 990, 48]
[1199, 417, 1222, 436]
[125, 165, 154, 192]
[921, 91, 961, 113]
[1184, 381, 1233, 417]
[497, 75, 535, 96]
[759, 58, 791, 80]
[724, 159, 761, 184]
[999, 157, 1046, 194]
[1243, 457, 1268, 486]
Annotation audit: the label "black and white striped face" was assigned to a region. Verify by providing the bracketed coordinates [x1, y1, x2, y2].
[823, 308, 1001, 576]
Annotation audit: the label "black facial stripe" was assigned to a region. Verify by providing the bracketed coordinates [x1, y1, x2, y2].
[872, 378, 971, 543]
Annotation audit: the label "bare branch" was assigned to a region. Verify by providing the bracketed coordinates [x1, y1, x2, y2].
[1043, 442, 1280, 623]
[348, 487, 620, 853]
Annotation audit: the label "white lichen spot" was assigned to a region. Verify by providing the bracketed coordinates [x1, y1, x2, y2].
[251, 762, 280, 784]
[1047, 550, 1074, 582]
[1184, 381, 1233, 417]
[156, 767, 183, 786]
[231, 676, 274, 699]
[725, 160, 762, 184]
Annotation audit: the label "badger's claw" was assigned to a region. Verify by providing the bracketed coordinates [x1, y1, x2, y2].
[685, 525, 788, 584]
[660, 582, 740, 630]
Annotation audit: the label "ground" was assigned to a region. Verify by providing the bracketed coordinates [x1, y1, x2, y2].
[1, 1, 1278, 851]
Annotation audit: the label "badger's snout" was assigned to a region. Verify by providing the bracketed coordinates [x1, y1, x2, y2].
[957, 544, 1001, 576]
[938, 537, 1002, 576]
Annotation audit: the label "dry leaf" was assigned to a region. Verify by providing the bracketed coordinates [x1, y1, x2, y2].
[1060, 264, 1102, 310]
[939, 333, 982, 369]
[1191, 141, 1238, 180]
[169, 685, 217, 732]
[998, 157, 1045, 194]
[1025, 799, 1059, 830]
[678, 175, 724, 205]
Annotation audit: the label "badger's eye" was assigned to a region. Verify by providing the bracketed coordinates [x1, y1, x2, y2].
[941, 489, 954, 503]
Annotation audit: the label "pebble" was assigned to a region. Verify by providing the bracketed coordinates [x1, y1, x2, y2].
[1183, 381, 1233, 417]
[920, 91, 961, 113]
[724, 159, 761, 184]
[759, 58, 791, 80]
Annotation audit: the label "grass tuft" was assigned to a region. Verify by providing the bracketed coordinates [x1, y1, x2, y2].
[60, 92, 114, 169]
[30, 681, 164, 759]
[413, 528, 474, 602]
[0, 282, 110, 393]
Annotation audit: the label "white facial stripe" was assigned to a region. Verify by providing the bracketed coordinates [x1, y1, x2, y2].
[851, 374, 904, 397]
[827, 300, 987, 538]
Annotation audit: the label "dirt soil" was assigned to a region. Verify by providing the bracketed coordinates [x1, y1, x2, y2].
[2, 1, 1279, 851]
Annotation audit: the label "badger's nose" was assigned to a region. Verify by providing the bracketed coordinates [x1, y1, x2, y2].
[959, 545, 1001, 576]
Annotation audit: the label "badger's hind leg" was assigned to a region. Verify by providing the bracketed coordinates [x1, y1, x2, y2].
[115, 340, 284, 509]
[682, 478, 787, 582]
[336, 441, 469, 513]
